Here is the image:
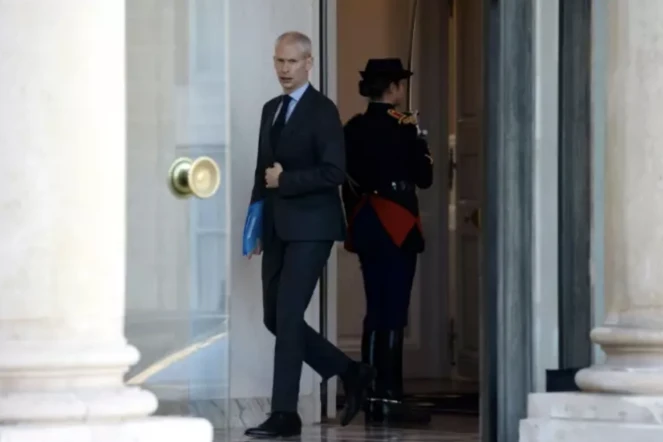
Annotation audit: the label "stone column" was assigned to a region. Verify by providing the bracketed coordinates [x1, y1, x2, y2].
[520, 1, 663, 440]
[574, 0, 663, 395]
[0, 2, 211, 441]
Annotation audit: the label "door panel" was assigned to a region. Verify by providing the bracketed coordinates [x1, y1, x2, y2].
[452, 0, 483, 381]
[124, 0, 230, 428]
[335, 0, 432, 379]
[334, 0, 451, 381]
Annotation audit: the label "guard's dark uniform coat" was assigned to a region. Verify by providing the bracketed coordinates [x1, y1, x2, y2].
[342, 102, 433, 330]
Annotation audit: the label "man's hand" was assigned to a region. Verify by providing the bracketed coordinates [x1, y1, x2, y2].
[248, 239, 262, 259]
[265, 162, 283, 188]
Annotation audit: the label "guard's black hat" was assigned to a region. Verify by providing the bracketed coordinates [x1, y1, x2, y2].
[360, 58, 413, 81]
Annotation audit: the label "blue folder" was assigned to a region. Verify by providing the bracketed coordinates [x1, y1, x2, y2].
[242, 200, 264, 256]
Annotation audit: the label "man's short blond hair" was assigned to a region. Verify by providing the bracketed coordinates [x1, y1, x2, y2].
[275, 31, 313, 58]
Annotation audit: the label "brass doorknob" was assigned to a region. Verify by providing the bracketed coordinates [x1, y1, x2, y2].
[168, 156, 221, 199]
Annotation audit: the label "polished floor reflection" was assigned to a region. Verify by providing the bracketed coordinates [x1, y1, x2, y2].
[214, 415, 479, 441]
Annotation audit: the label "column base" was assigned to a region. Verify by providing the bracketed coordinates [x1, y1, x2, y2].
[0, 417, 213, 442]
[576, 365, 663, 394]
[520, 392, 663, 442]
[0, 387, 158, 423]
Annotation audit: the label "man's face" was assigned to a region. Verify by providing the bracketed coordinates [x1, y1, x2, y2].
[273, 40, 313, 93]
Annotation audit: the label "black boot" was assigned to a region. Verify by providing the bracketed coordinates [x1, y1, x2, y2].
[374, 329, 431, 425]
[360, 328, 381, 421]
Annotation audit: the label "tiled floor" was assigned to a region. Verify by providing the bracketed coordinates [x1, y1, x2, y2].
[404, 379, 480, 395]
[213, 415, 479, 441]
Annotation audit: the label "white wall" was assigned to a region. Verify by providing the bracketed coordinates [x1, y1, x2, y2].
[227, 0, 322, 423]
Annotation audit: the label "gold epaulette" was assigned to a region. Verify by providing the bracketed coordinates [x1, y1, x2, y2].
[387, 109, 418, 125]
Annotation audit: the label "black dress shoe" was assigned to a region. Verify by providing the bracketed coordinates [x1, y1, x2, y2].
[340, 362, 377, 426]
[244, 412, 302, 439]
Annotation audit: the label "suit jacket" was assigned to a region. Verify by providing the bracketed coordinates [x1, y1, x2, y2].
[250, 85, 347, 243]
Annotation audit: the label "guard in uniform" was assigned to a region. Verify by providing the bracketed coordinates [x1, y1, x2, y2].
[342, 58, 433, 424]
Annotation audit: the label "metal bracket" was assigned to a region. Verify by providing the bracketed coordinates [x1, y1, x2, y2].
[449, 318, 457, 366]
[464, 208, 481, 230]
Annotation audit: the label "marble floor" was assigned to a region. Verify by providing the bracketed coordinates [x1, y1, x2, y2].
[404, 379, 480, 395]
[213, 415, 479, 441]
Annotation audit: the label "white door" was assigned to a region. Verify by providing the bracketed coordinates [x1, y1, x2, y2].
[123, 0, 231, 429]
[451, 0, 484, 382]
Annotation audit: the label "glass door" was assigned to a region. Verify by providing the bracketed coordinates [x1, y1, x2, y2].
[123, 0, 230, 430]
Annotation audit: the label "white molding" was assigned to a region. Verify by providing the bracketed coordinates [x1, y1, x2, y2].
[322, 0, 338, 419]
[532, 0, 560, 392]
[590, 0, 607, 366]
[309, 0, 323, 423]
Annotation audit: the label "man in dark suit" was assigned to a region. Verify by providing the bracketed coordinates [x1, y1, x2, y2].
[244, 31, 376, 439]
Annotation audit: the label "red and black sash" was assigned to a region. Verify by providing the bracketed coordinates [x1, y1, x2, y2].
[344, 193, 423, 253]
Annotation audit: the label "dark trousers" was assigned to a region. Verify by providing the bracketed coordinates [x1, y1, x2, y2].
[262, 236, 351, 412]
[359, 247, 417, 330]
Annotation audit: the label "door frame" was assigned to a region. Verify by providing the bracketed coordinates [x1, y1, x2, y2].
[557, 0, 593, 371]
[449, 0, 484, 382]
[320, 0, 551, 438]
[481, 0, 541, 441]
[318, 0, 338, 419]
[328, 0, 454, 379]
[590, 0, 607, 365]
